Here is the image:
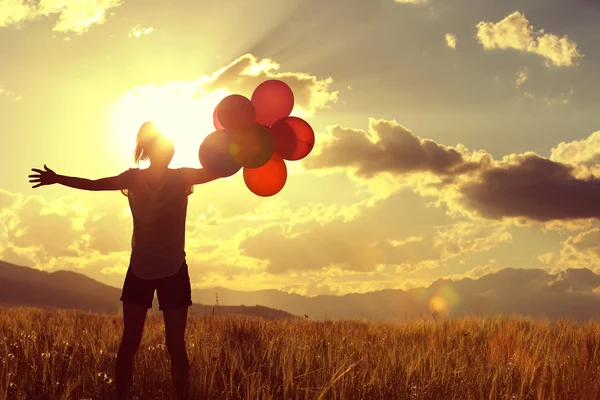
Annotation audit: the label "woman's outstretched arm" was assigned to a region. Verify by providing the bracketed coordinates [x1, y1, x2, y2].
[29, 165, 124, 191]
[192, 168, 221, 184]
[179, 167, 222, 186]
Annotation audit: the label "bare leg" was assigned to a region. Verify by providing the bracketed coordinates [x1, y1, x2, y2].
[163, 307, 190, 400]
[115, 302, 148, 400]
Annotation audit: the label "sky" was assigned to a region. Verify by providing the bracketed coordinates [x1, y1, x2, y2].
[0, 0, 599, 297]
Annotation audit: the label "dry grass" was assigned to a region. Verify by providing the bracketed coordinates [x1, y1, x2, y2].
[1, 307, 600, 399]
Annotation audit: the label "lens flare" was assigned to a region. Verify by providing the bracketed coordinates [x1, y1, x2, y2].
[429, 295, 447, 312]
[429, 284, 460, 314]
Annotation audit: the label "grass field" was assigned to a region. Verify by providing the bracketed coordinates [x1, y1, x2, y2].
[1, 307, 600, 399]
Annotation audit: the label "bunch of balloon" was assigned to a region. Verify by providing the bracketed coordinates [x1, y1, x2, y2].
[205, 79, 315, 197]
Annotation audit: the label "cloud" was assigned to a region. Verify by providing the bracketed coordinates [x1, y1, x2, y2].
[0, 195, 87, 268]
[304, 116, 600, 223]
[459, 153, 600, 221]
[239, 191, 447, 274]
[283, 274, 390, 297]
[0, 190, 20, 215]
[520, 87, 574, 107]
[128, 24, 153, 38]
[434, 222, 511, 260]
[476, 12, 583, 67]
[0, 191, 135, 274]
[516, 67, 528, 88]
[550, 130, 600, 169]
[553, 228, 600, 272]
[538, 252, 556, 265]
[303, 118, 480, 179]
[0, 0, 122, 33]
[286, 276, 341, 297]
[201, 54, 338, 116]
[445, 33, 457, 49]
[239, 187, 510, 274]
[564, 229, 600, 259]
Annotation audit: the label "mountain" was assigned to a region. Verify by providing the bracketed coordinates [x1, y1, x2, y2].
[0, 260, 122, 313]
[192, 268, 600, 321]
[4, 260, 600, 321]
[0, 261, 297, 320]
[188, 304, 299, 320]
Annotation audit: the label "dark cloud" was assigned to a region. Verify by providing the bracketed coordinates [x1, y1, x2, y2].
[303, 119, 480, 178]
[460, 154, 600, 221]
[305, 116, 600, 222]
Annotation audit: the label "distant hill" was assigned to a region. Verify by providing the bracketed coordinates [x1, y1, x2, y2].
[188, 304, 299, 320]
[4, 260, 600, 321]
[0, 261, 298, 320]
[0, 260, 122, 313]
[192, 268, 600, 321]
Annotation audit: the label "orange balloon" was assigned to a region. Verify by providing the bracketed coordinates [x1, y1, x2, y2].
[231, 124, 274, 169]
[243, 154, 287, 197]
[270, 116, 315, 160]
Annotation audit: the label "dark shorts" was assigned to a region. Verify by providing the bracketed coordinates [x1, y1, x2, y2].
[120, 261, 192, 310]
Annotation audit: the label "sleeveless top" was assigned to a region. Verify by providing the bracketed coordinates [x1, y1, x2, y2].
[118, 167, 196, 279]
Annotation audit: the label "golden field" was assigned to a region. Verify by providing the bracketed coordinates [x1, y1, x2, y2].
[1, 307, 600, 399]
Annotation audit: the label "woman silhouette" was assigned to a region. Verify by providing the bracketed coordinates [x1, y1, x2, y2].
[29, 122, 219, 400]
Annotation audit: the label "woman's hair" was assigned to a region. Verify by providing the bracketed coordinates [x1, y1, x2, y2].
[133, 122, 161, 165]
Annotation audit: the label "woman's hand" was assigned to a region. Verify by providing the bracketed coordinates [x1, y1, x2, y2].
[29, 165, 58, 188]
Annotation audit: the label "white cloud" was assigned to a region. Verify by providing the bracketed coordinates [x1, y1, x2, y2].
[550, 130, 600, 169]
[445, 33, 457, 49]
[555, 228, 600, 273]
[516, 67, 528, 88]
[393, 0, 428, 4]
[128, 24, 153, 38]
[538, 252, 556, 265]
[476, 12, 583, 67]
[0, 0, 122, 33]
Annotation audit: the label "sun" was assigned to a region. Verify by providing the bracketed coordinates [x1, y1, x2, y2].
[109, 85, 231, 168]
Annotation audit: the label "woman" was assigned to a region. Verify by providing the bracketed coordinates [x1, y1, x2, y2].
[29, 122, 219, 400]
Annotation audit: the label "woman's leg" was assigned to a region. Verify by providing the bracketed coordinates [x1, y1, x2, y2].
[163, 307, 190, 400]
[115, 301, 148, 399]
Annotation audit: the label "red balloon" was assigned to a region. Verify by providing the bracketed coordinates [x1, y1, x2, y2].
[270, 117, 315, 160]
[216, 94, 256, 130]
[251, 80, 294, 127]
[243, 154, 287, 197]
[231, 124, 274, 169]
[199, 130, 241, 178]
[213, 106, 224, 130]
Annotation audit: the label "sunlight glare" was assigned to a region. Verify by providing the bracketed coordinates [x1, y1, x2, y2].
[110, 86, 231, 168]
[429, 284, 460, 314]
[429, 295, 447, 313]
